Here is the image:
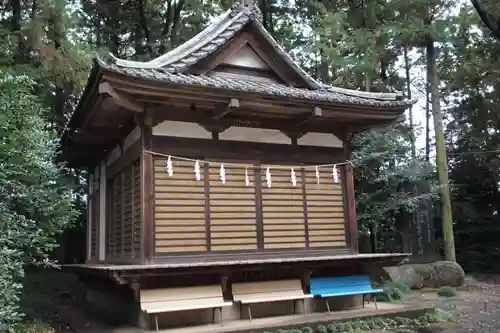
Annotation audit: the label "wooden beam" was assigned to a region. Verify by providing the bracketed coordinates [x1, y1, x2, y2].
[151, 105, 348, 135]
[151, 136, 345, 165]
[213, 98, 240, 120]
[99, 82, 144, 113]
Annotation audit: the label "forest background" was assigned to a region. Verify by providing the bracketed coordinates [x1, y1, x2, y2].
[1, 0, 500, 328]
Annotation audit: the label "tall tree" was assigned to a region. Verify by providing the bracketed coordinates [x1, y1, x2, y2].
[472, 0, 500, 39]
[425, 0, 457, 262]
[0, 71, 76, 327]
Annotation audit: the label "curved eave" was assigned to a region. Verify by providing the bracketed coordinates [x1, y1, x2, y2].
[60, 60, 107, 167]
[97, 59, 416, 112]
[64, 60, 103, 133]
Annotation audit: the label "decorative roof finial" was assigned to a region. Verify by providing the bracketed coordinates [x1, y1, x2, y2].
[231, 0, 263, 21]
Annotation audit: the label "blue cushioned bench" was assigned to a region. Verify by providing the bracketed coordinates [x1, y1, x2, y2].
[310, 275, 383, 312]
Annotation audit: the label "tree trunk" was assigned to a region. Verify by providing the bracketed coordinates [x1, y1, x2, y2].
[425, 80, 430, 162]
[403, 45, 416, 159]
[138, 0, 154, 58]
[427, 38, 456, 262]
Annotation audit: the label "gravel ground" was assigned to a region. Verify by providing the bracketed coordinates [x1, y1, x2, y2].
[390, 275, 500, 333]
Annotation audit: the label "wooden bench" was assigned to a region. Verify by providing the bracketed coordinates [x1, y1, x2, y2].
[310, 275, 384, 312]
[232, 279, 313, 321]
[140, 285, 233, 331]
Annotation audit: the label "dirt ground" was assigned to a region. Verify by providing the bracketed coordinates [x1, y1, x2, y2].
[20, 270, 500, 333]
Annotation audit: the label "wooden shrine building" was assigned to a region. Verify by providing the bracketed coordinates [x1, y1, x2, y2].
[62, 0, 415, 330]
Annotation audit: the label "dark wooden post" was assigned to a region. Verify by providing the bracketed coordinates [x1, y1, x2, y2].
[140, 113, 154, 264]
[344, 144, 359, 253]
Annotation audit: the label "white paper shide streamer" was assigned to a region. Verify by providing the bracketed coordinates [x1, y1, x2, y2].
[166, 155, 173, 177]
[245, 166, 250, 186]
[266, 167, 272, 188]
[332, 165, 339, 183]
[194, 160, 201, 181]
[153, 152, 351, 186]
[220, 164, 226, 184]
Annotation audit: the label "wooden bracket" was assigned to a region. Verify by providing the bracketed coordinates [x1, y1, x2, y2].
[281, 107, 321, 139]
[99, 82, 144, 113]
[213, 98, 240, 120]
[111, 271, 128, 285]
[200, 122, 231, 133]
[280, 129, 307, 140]
[134, 112, 153, 128]
[294, 106, 322, 128]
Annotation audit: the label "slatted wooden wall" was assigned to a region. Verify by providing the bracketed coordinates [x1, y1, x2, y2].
[132, 160, 141, 255]
[261, 168, 306, 249]
[106, 160, 141, 260]
[304, 167, 346, 248]
[154, 158, 208, 254]
[208, 164, 258, 251]
[152, 158, 348, 255]
[122, 166, 133, 256]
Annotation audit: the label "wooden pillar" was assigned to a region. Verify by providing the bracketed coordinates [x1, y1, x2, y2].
[87, 171, 93, 263]
[99, 161, 107, 262]
[140, 114, 154, 264]
[255, 165, 264, 251]
[344, 144, 359, 253]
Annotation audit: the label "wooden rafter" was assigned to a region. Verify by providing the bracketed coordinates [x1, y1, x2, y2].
[99, 82, 144, 113]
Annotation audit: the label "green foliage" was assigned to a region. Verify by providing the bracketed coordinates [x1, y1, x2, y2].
[424, 308, 453, 323]
[315, 325, 327, 333]
[437, 286, 458, 297]
[374, 281, 411, 302]
[353, 126, 435, 253]
[0, 72, 76, 327]
[11, 320, 55, 333]
[259, 311, 447, 333]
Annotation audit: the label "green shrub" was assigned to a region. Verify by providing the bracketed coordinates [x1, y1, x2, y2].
[263, 310, 450, 333]
[425, 309, 453, 323]
[326, 323, 339, 332]
[0, 73, 76, 327]
[316, 324, 327, 333]
[12, 320, 55, 333]
[437, 286, 457, 297]
[375, 280, 411, 302]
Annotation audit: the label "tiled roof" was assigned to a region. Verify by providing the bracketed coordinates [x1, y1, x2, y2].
[98, 58, 414, 107]
[96, 0, 415, 108]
